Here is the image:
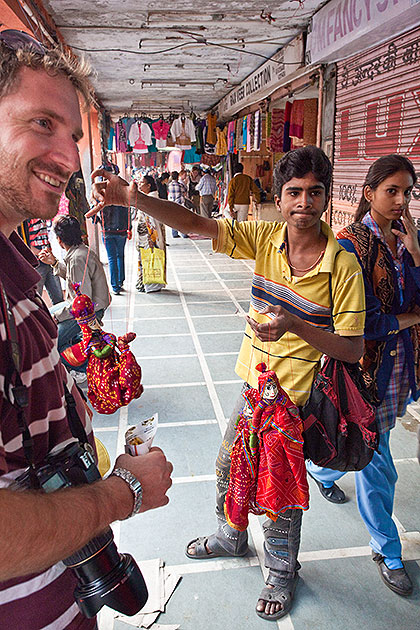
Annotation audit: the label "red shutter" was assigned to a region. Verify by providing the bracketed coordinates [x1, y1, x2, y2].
[332, 26, 420, 232]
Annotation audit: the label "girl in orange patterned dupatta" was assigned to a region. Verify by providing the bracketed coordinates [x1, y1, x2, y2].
[225, 363, 309, 531]
[61, 284, 143, 414]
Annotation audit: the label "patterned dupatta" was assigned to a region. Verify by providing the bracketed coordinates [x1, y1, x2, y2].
[337, 222, 420, 403]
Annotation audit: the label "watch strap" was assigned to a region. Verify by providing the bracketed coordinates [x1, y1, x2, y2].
[111, 467, 143, 518]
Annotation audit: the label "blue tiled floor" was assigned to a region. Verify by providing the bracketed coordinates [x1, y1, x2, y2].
[97, 233, 420, 630]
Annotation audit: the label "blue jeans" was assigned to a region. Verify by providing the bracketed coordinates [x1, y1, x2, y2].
[172, 229, 189, 238]
[37, 261, 63, 304]
[306, 431, 403, 568]
[104, 234, 127, 291]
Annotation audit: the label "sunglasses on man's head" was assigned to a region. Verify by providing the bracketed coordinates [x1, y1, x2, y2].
[0, 29, 45, 55]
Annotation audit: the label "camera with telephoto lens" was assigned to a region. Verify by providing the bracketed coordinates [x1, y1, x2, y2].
[11, 441, 148, 619]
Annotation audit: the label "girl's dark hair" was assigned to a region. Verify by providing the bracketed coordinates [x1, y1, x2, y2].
[143, 174, 157, 192]
[53, 215, 82, 246]
[355, 154, 417, 221]
[273, 146, 332, 197]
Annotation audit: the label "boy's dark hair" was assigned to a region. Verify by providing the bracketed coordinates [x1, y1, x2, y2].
[54, 215, 83, 247]
[355, 154, 417, 221]
[171, 171, 179, 180]
[273, 146, 332, 197]
[159, 172, 170, 182]
[143, 174, 157, 192]
[234, 163, 244, 174]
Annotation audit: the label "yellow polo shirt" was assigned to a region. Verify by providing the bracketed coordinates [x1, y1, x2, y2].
[213, 219, 365, 406]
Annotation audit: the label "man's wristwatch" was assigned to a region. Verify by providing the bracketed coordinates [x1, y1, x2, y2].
[111, 467, 143, 519]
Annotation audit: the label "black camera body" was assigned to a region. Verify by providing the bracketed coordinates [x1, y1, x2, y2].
[12, 442, 148, 619]
[13, 441, 100, 492]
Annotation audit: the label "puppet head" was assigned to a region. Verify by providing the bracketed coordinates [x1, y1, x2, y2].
[255, 363, 285, 403]
[69, 283, 98, 327]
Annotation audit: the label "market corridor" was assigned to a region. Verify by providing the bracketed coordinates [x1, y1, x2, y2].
[94, 232, 420, 630]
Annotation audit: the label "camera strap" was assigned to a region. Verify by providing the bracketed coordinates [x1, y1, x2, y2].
[0, 280, 90, 470]
[0, 280, 37, 478]
[63, 384, 90, 447]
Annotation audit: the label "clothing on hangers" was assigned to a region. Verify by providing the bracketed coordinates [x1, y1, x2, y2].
[128, 121, 153, 154]
[152, 119, 171, 149]
[170, 116, 196, 150]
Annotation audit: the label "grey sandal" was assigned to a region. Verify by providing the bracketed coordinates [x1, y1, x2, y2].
[185, 534, 248, 560]
[256, 573, 299, 621]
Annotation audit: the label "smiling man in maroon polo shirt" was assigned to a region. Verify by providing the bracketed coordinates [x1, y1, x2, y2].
[0, 30, 172, 630]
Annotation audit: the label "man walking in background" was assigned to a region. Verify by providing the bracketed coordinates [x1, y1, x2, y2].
[196, 168, 217, 218]
[227, 162, 261, 221]
[167, 171, 189, 238]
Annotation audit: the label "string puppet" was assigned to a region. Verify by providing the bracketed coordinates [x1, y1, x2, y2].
[61, 284, 143, 414]
[225, 363, 309, 531]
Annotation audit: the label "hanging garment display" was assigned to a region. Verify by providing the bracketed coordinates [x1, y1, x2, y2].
[125, 117, 138, 144]
[193, 119, 205, 154]
[115, 119, 128, 153]
[183, 147, 202, 163]
[215, 126, 228, 156]
[129, 121, 153, 154]
[200, 153, 221, 167]
[303, 99, 318, 146]
[253, 110, 262, 152]
[283, 101, 292, 152]
[265, 111, 272, 143]
[152, 119, 171, 149]
[170, 116, 196, 150]
[107, 125, 115, 151]
[246, 115, 252, 152]
[289, 100, 304, 140]
[206, 112, 217, 145]
[227, 120, 236, 153]
[242, 116, 248, 151]
[290, 100, 305, 148]
[268, 109, 285, 153]
[236, 118, 242, 152]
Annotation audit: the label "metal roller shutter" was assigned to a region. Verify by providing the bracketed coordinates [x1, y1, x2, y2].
[332, 26, 420, 232]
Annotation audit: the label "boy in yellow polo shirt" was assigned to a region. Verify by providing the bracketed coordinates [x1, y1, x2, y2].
[90, 146, 366, 622]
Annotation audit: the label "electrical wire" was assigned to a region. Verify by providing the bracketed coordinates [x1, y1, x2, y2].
[68, 39, 302, 65]
[70, 42, 193, 55]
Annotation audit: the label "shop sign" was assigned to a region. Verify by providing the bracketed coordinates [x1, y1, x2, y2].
[217, 35, 303, 119]
[307, 0, 420, 64]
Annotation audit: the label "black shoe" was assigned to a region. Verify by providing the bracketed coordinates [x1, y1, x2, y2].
[372, 553, 413, 596]
[307, 470, 347, 503]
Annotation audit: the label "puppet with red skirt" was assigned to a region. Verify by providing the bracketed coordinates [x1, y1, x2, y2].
[225, 363, 309, 531]
[61, 284, 143, 414]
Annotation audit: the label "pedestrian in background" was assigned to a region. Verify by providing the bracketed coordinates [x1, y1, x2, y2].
[227, 162, 261, 221]
[196, 168, 217, 218]
[167, 171, 189, 238]
[307, 154, 420, 597]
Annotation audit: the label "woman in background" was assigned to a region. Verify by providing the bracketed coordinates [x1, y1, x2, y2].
[307, 154, 420, 597]
[136, 175, 166, 293]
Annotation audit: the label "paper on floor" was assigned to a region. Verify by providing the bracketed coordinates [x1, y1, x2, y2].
[114, 559, 181, 628]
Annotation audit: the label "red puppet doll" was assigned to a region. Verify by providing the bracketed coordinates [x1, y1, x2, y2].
[61, 284, 143, 414]
[225, 363, 309, 531]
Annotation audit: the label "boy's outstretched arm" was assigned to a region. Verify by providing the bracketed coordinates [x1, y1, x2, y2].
[89, 168, 218, 239]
